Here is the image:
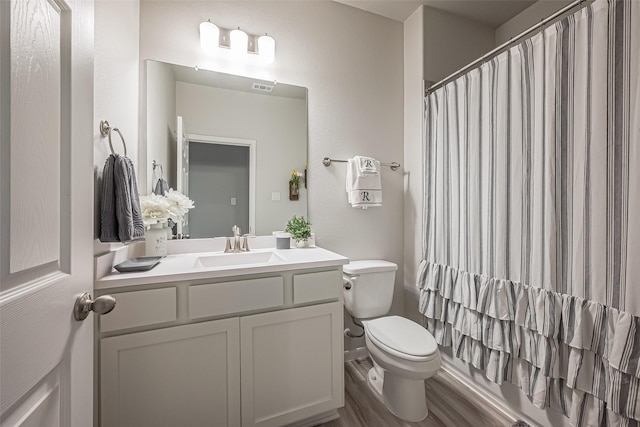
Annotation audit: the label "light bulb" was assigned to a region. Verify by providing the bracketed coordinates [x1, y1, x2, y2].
[230, 28, 248, 54]
[199, 20, 219, 53]
[258, 34, 275, 63]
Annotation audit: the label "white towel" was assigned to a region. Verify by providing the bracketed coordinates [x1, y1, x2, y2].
[354, 156, 379, 175]
[346, 157, 382, 209]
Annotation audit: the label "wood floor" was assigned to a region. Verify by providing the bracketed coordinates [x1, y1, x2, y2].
[318, 358, 516, 427]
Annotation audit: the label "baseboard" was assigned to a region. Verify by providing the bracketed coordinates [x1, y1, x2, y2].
[285, 410, 339, 427]
[344, 346, 369, 362]
[439, 361, 536, 427]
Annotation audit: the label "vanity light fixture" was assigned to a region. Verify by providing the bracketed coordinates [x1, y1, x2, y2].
[199, 20, 276, 63]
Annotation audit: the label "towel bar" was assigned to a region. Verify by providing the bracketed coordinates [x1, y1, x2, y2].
[100, 120, 127, 156]
[322, 157, 400, 171]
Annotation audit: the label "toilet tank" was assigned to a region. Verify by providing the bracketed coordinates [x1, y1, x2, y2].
[343, 260, 397, 319]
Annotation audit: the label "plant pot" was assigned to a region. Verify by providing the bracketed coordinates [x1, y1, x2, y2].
[294, 239, 308, 248]
[289, 180, 299, 200]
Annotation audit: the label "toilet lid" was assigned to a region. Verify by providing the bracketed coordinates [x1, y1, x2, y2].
[343, 260, 398, 275]
[364, 316, 438, 358]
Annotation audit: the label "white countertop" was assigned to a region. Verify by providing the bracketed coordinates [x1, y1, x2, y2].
[95, 246, 349, 290]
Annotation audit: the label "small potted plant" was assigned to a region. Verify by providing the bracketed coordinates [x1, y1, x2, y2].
[285, 215, 311, 247]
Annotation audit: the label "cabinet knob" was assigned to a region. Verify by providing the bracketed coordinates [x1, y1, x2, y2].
[74, 293, 116, 321]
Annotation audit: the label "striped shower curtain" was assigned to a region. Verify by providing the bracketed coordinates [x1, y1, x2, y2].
[417, 0, 639, 425]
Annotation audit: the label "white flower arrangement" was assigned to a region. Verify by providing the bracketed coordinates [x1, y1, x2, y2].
[140, 190, 194, 227]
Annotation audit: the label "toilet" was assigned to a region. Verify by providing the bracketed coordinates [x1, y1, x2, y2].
[343, 260, 441, 422]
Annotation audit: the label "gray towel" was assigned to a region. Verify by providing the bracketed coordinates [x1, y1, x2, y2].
[153, 178, 169, 196]
[100, 154, 145, 242]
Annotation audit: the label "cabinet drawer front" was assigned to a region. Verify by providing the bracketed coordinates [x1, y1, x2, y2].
[189, 277, 284, 320]
[293, 270, 341, 304]
[100, 287, 177, 332]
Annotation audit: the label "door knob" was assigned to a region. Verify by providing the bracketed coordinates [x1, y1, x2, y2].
[74, 293, 116, 321]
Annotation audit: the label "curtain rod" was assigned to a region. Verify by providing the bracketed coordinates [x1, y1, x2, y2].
[425, 0, 588, 95]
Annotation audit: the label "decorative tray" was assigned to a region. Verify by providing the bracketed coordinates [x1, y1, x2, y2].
[114, 256, 163, 273]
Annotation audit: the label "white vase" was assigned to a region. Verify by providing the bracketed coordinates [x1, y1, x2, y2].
[295, 239, 308, 248]
[145, 223, 168, 256]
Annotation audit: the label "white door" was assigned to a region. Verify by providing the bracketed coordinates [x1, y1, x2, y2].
[176, 116, 188, 235]
[0, 0, 95, 426]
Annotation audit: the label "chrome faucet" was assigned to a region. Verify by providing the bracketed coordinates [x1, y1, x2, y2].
[225, 225, 250, 253]
[232, 225, 241, 251]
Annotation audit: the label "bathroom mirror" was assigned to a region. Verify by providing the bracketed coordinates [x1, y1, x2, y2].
[145, 60, 308, 238]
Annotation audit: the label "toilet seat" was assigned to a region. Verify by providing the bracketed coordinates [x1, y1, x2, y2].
[364, 316, 438, 362]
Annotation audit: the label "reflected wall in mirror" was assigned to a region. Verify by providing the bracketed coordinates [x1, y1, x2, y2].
[146, 60, 308, 238]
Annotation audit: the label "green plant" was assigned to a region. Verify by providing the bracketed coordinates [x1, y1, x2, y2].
[285, 215, 311, 242]
[290, 170, 300, 186]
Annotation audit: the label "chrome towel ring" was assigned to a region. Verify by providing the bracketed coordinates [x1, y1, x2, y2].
[100, 120, 127, 156]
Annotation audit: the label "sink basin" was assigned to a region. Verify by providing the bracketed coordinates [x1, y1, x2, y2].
[194, 251, 285, 268]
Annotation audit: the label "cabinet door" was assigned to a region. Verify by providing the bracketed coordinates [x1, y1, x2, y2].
[101, 319, 240, 427]
[240, 302, 344, 427]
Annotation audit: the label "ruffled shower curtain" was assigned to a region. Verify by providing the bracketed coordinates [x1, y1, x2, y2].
[417, 0, 640, 425]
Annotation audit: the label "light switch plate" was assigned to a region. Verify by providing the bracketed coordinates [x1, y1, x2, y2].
[231, 197, 237, 205]
[272, 192, 281, 201]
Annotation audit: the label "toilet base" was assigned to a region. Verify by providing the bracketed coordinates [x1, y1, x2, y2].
[367, 366, 429, 422]
[367, 365, 384, 396]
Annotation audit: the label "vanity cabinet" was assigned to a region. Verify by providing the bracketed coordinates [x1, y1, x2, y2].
[96, 267, 345, 427]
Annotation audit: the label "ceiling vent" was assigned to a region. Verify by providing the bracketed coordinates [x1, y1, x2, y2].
[251, 82, 275, 92]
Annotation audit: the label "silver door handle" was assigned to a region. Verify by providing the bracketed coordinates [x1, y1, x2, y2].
[74, 293, 116, 321]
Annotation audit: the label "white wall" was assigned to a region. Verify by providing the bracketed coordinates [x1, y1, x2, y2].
[495, 0, 573, 45]
[422, 6, 495, 84]
[146, 60, 176, 193]
[93, 0, 140, 248]
[176, 82, 307, 235]
[403, 7, 424, 301]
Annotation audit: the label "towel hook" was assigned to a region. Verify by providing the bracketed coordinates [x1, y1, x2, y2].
[100, 120, 127, 156]
[152, 160, 164, 178]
